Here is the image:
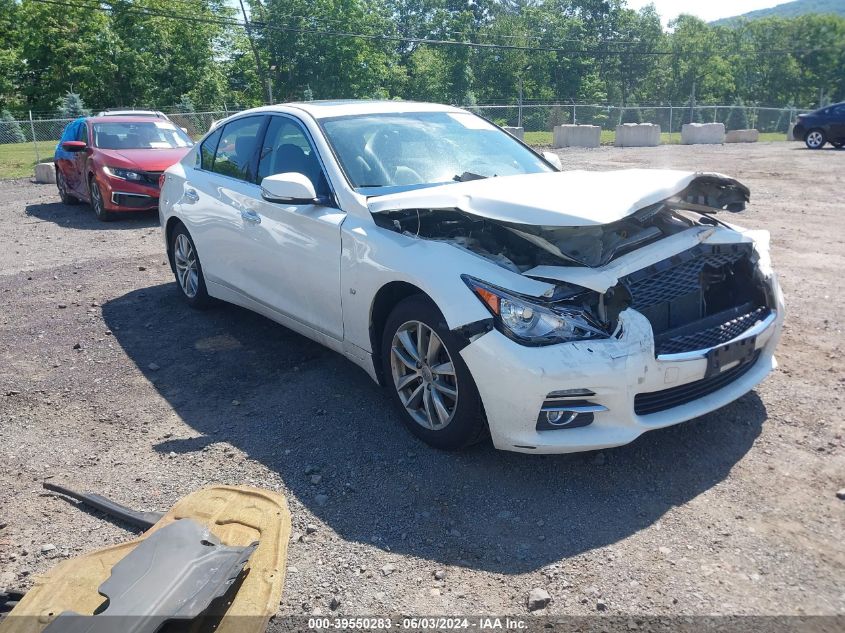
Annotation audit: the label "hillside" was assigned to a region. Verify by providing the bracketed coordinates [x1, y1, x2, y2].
[712, 0, 845, 25]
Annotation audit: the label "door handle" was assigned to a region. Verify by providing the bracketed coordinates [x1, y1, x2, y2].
[240, 209, 261, 224]
[184, 188, 199, 202]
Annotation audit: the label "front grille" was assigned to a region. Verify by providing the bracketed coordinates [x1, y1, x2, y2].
[626, 248, 745, 309]
[622, 244, 767, 355]
[634, 351, 760, 415]
[656, 306, 770, 355]
[141, 171, 162, 187]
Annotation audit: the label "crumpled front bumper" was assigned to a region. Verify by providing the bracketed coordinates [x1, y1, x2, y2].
[460, 276, 784, 454]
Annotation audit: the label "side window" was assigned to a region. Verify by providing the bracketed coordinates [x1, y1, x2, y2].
[212, 116, 264, 182]
[257, 116, 329, 195]
[199, 127, 222, 170]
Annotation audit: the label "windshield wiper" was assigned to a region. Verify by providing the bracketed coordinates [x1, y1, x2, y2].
[454, 171, 487, 182]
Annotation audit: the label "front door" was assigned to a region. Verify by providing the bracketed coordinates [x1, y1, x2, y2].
[239, 114, 345, 340]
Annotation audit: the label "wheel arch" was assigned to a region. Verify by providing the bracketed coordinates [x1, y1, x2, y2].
[164, 216, 185, 272]
[369, 281, 431, 385]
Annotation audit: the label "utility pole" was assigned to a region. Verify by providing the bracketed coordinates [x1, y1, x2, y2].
[517, 76, 523, 129]
[238, 0, 272, 104]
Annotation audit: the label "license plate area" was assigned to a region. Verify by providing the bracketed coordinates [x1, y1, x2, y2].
[705, 336, 757, 378]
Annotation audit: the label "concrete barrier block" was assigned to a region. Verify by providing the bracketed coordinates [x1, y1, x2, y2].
[787, 123, 800, 141]
[681, 123, 725, 145]
[725, 129, 759, 143]
[502, 126, 524, 141]
[34, 162, 56, 184]
[614, 123, 661, 147]
[552, 124, 601, 148]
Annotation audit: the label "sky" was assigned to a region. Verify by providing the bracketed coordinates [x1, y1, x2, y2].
[625, 0, 787, 24]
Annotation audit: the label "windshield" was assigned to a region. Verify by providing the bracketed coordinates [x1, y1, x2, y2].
[320, 111, 552, 191]
[93, 121, 192, 150]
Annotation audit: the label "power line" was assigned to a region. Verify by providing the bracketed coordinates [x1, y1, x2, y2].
[29, 0, 845, 57]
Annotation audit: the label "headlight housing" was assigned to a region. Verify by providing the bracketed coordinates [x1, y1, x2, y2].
[103, 166, 143, 181]
[463, 276, 608, 346]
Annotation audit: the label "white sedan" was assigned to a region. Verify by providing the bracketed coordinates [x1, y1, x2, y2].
[159, 101, 783, 454]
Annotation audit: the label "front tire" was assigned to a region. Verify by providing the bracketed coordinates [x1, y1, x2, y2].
[805, 128, 826, 149]
[381, 295, 485, 449]
[170, 224, 211, 309]
[57, 170, 79, 205]
[89, 175, 113, 221]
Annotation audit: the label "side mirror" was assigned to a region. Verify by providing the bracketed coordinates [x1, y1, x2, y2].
[542, 151, 563, 170]
[261, 172, 317, 204]
[61, 141, 87, 153]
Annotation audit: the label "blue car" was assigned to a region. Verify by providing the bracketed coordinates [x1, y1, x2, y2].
[792, 102, 845, 149]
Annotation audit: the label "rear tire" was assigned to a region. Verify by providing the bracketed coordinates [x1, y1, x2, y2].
[170, 223, 212, 309]
[56, 170, 79, 205]
[831, 140, 844, 149]
[89, 175, 113, 221]
[805, 128, 826, 149]
[381, 295, 486, 450]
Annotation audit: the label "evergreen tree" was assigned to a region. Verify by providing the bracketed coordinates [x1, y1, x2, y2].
[175, 95, 203, 137]
[0, 109, 26, 143]
[725, 98, 749, 130]
[620, 105, 643, 124]
[57, 92, 89, 118]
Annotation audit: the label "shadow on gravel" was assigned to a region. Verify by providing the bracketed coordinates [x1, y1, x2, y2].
[103, 282, 767, 574]
[25, 201, 158, 230]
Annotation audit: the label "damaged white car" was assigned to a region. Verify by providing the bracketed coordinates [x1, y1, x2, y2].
[159, 101, 784, 454]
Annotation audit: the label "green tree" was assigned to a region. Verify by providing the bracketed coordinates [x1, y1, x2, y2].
[174, 95, 203, 136]
[0, 0, 20, 109]
[57, 92, 90, 118]
[725, 98, 749, 130]
[17, 0, 118, 111]
[0, 109, 26, 143]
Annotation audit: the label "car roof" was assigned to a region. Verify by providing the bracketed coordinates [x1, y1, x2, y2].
[87, 116, 178, 124]
[248, 100, 467, 120]
[97, 109, 166, 116]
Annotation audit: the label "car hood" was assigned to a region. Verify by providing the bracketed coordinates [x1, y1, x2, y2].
[96, 148, 191, 172]
[369, 169, 725, 227]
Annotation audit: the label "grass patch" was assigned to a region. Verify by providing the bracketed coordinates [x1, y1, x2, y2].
[525, 130, 788, 148]
[0, 140, 58, 179]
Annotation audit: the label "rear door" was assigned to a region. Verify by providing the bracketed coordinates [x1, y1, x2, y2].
[178, 115, 268, 294]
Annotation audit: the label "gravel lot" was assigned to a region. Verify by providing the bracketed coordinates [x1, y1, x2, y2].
[0, 142, 843, 619]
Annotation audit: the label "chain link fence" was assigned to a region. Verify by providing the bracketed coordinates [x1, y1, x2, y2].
[472, 103, 810, 138]
[0, 104, 809, 179]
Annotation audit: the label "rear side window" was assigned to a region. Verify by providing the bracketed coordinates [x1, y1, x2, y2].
[211, 116, 264, 182]
[199, 128, 222, 170]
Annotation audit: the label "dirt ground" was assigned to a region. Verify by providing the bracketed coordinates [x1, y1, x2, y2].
[0, 142, 843, 620]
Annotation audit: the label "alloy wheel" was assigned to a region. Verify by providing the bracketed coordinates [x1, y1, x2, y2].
[390, 320, 459, 430]
[806, 130, 824, 149]
[173, 233, 199, 298]
[91, 180, 105, 216]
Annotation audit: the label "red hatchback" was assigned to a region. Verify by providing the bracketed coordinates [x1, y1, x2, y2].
[55, 116, 193, 221]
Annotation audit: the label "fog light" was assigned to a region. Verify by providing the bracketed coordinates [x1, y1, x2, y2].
[546, 410, 578, 426]
[536, 401, 607, 431]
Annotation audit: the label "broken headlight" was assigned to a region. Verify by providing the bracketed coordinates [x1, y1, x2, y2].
[463, 276, 608, 346]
